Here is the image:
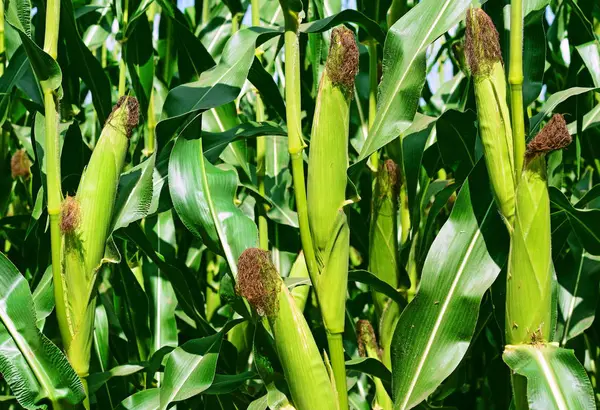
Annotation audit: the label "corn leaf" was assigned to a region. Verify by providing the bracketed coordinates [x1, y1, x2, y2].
[0, 252, 85, 409]
[556, 236, 600, 345]
[4, 0, 62, 91]
[529, 87, 597, 134]
[358, 0, 474, 161]
[158, 320, 240, 409]
[549, 187, 600, 256]
[169, 118, 259, 275]
[503, 344, 595, 410]
[390, 162, 508, 410]
[121, 388, 160, 410]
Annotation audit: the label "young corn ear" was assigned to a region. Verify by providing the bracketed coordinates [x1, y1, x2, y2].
[466, 8, 516, 229]
[357, 320, 393, 410]
[506, 114, 572, 345]
[59, 96, 139, 383]
[306, 25, 358, 334]
[369, 159, 400, 316]
[236, 249, 338, 410]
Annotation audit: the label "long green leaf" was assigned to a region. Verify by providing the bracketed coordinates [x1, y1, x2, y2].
[169, 119, 258, 275]
[0, 253, 85, 409]
[390, 162, 508, 409]
[358, 0, 474, 161]
[549, 187, 600, 255]
[503, 344, 595, 410]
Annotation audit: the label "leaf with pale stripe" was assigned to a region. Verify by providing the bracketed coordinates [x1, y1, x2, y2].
[390, 162, 508, 409]
[503, 343, 595, 410]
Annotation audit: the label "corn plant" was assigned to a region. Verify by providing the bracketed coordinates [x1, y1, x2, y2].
[1, 0, 600, 409]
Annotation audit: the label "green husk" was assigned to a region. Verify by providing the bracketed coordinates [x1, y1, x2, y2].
[290, 252, 310, 311]
[505, 114, 571, 410]
[236, 249, 338, 410]
[506, 114, 571, 344]
[59, 96, 138, 388]
[369, 159, 400, 316]
[357, 320, 392, 410]
[305, 27, 358, 409]
[466, 8, 516, 229]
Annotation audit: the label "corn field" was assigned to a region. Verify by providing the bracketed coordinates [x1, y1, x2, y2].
[0, 0, 599, 408]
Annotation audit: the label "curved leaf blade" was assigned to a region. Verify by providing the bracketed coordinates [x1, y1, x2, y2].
[503, 344, 596, 410]
[0, 253, 85, 409]
[169, 126, 258, 275]
[390, 163, 508, 409]
[358, 0, 473, 161]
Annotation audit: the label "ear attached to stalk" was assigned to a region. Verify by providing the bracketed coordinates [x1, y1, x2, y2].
[236, 248, 338, 410]
[505, 113, 572, 410]
[465, 7, 515, 229]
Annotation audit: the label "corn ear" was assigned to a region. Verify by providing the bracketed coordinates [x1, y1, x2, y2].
[506, 114, 571, 346]
[466, 8, 516, 228]
[60, 96, 138, 380]
[307, 26, 357, 250]
[306, 26, 357, 334]
[357, 320, 392, 410]
[369, 159, 400, 316]
[379, 298, 401, 370]
[236, 249, 338, 410]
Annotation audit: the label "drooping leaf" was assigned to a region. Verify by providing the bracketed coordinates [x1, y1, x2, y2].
[61, 0, 112, 123]
[549, 187, 600, 255]
[556, 236, 600, 345]
[390, 162, 508, 410]
[169, 118, 258, 275]
[503, 343, 595, 410]
[158, 320, 241, 409]
[0, 253, 85, 409]
[358, 0, 474, 161]
[529, 87, 597, 134]
[5, 0, 62, 92]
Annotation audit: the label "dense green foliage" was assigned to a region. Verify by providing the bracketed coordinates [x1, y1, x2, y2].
[0, 0, 600, 408]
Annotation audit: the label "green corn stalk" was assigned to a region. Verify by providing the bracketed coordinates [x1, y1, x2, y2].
[58, 97, 139, 401]
[306, 26, 359, 409]
[505, 114, 572, 409]
[466, 8, 516, 229]
[369, 159, 400, 316]
[357, 320, 392, 410]
[236, 249, 338, 410]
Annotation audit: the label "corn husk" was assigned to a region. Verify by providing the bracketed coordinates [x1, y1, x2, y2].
[236, 249, 338, 410]
[357, 320, 392, 410]
[306, 26, 357, 335]
[60, 96, 138, 379]
[466, 8, 516, 228]
[506, 114, 572, 345]
[369, 160, 400, 316]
